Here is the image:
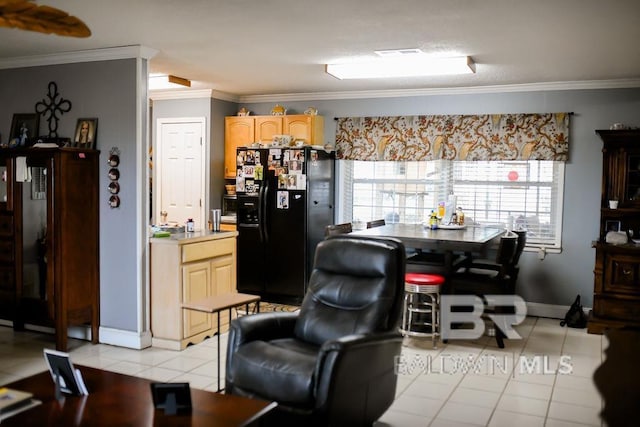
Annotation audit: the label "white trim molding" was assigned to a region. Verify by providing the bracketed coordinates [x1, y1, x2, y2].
[99, 326, 153, 350]
[0, 45, 158, 70]
[526, 301, 592, 320]
[238, 78, 640, 103]
[149, 89, 239, 103]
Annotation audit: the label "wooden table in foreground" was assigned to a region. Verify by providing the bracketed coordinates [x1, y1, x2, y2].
[1, 366, 276, 426]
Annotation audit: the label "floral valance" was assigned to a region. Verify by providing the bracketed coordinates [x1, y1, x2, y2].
[335, 113, 570, 161]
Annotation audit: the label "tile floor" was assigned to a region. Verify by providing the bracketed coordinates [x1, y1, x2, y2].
[0, 316, 605, 426]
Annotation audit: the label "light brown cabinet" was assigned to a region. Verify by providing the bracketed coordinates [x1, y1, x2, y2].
[150, 231, 238, 349]
[224, 114, 324, 178]
[589, 130, 640, 334]
[224, 117, 254, 178]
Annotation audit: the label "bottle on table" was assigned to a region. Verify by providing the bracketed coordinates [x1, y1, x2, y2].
[429, 210, 438, 230]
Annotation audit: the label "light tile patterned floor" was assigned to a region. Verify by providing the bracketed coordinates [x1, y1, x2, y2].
[0, 317, 605, 426]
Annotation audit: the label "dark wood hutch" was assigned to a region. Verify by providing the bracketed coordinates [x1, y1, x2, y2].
[589, 130, 640, 334]
[0, 147, 99, 351]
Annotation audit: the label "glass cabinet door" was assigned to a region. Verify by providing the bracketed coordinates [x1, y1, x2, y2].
[626, 154, 640, 204]
[0, 159, 12, 211]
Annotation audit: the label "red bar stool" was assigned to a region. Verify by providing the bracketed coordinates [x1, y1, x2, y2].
[400, 272, 445, 348]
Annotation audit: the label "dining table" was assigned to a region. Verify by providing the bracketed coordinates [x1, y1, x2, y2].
[350, 223, 505, 281]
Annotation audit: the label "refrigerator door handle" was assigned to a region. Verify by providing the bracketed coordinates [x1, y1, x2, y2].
[258, 180, 268, 243]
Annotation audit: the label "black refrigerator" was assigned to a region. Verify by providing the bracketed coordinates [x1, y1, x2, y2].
[235, 146, 335, 303]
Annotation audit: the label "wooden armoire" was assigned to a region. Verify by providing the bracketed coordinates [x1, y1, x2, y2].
[588, 130, 640, 334]
[0, 147, 99, 351]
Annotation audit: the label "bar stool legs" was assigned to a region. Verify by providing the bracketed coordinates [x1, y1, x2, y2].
[400, 273, 444, 348]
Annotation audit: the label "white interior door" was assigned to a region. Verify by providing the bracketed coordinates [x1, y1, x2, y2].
[157, 118, 206, 230]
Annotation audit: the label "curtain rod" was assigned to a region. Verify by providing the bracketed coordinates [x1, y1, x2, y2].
[334, 112, 574, 120]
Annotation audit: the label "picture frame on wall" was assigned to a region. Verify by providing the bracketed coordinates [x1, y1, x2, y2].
[73, 118, 98, 149]
[605, 220, 621, 233]
[10, 113, 39, 147]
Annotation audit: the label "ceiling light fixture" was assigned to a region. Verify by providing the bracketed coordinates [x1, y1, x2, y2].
[148, 73, 192, 90]
[326, 54, 475, 80]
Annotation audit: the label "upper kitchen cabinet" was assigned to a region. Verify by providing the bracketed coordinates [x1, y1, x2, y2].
[224, 117, 254, 178]
[224, 114, 324, 179]
[255, 116, 282, 143]
[284, 115, 324, 145]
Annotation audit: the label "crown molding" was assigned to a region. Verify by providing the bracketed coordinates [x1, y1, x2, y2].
[238, 78, 640, 103]
[149, 89, 239, 103]
[0, 45, 158, 70]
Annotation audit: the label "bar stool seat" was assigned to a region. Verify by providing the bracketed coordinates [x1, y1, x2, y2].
[400, 273, 445, 348]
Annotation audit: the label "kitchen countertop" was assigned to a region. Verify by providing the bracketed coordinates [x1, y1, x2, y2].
[150, 230, 237, 244]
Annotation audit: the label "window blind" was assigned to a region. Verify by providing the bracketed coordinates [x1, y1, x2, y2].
[340, 159, 564, 249]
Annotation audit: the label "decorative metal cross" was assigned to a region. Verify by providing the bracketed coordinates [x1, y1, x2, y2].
[35, 81, 72, 138]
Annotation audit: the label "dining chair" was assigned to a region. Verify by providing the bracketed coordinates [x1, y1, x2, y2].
[450, 232, 522, 348]
[366, 219, 386, 228]
[324, 222, 353, 237]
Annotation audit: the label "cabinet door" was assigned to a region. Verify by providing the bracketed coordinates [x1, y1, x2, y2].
[605, 253, 640, 294]
[255, 117, 282, 143]
[211, 254, 236, 331]
[211, 254, 235, 295]
[225, 117, 255, 178]
[182, 260, 213, 338]
[625, 153, 640, 205]
[0, 158, 13, 211]
[284, 115, 324, 145]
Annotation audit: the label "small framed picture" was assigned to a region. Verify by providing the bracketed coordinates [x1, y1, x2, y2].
[605, 220, 621, 232]
[10, 113, 39, 146]
[74, 118, 98, 149]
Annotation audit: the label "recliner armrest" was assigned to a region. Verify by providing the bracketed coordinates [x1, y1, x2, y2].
[318, 331, 402, 353]
[314, 331, 403, 420]
[227, 312, 299, 354]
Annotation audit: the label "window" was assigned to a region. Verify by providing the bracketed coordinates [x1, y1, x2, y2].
[338, 160, 564, 249]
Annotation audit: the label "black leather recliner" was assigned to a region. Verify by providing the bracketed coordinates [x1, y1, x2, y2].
[225, 235, 406, 426]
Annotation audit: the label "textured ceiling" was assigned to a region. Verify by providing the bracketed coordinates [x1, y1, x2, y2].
[1, 0, 639, 98]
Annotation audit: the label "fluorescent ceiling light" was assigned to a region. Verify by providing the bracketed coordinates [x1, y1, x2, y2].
[326, 55, 475, 80]
[149, 73, 191, 90]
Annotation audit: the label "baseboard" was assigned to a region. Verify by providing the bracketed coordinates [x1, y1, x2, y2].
[0, 321, 152, 349]
[99, 327, 153, 350]
[526, 302, 592, 320]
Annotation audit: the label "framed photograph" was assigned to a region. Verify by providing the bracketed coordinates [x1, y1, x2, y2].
[74, 118, 98, 149]
[150, 382, 192, 415]
[43, 349, 89, 396]
[605, 220, 621, 232]
[10, 113, 39, 146]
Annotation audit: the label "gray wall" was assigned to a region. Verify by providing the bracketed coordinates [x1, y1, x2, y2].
[244, 88, 640, 308]
[0, 59, 143, 333]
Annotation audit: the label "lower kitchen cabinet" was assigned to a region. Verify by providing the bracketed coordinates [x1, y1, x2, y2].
[150, 231, 238, 350]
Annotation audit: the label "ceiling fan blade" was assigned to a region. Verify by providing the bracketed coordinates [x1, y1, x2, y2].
[0, 0, 91, 38]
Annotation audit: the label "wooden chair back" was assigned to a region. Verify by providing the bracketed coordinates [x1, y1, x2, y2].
[324, 223, 353, 237]
[366, 219, 386, 229]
